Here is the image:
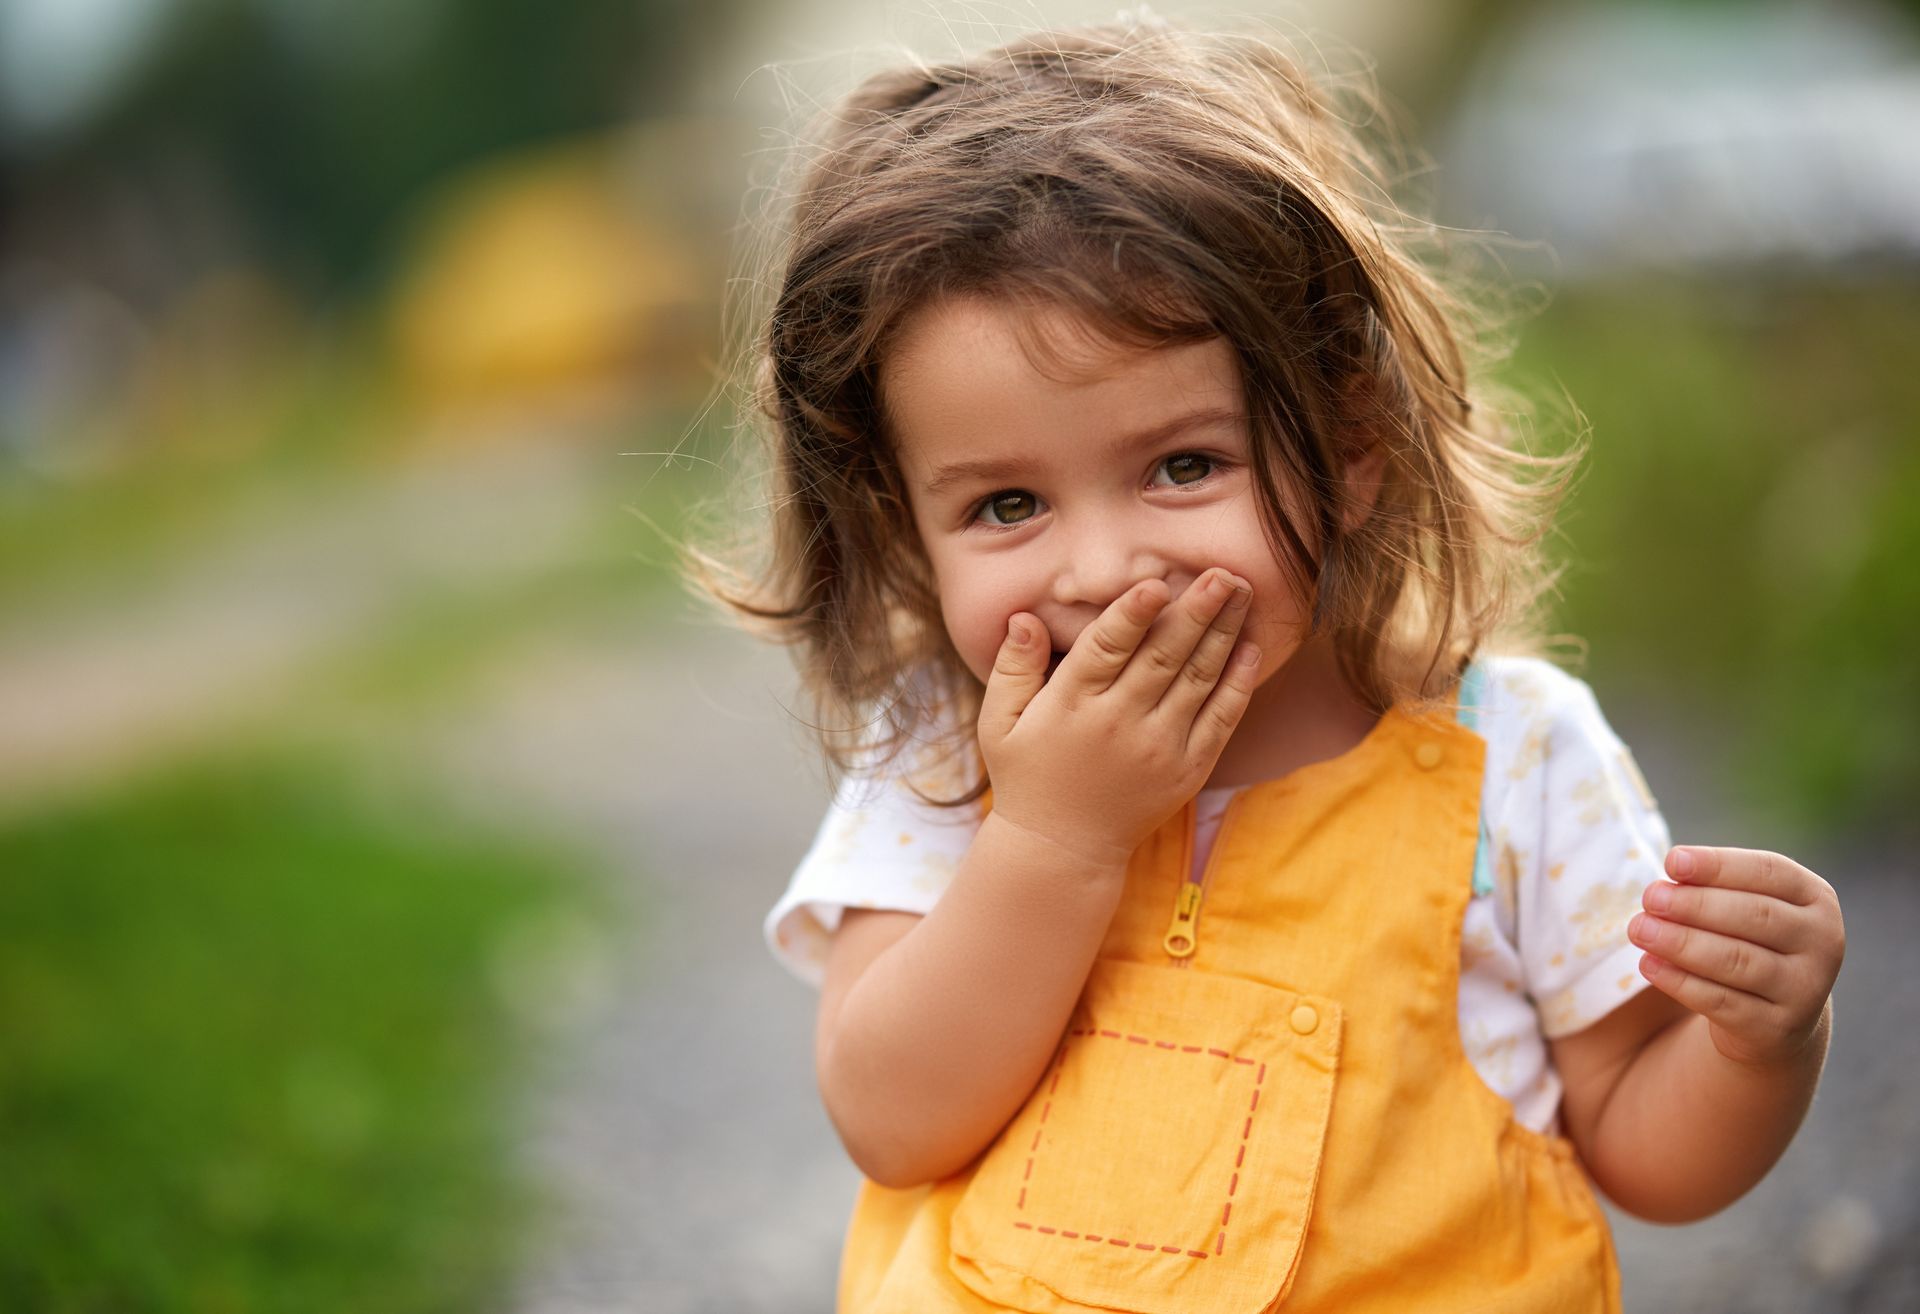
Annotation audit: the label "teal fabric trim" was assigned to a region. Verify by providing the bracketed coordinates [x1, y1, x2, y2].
[1455, 662, 1496, 898]
[1456, 663, 1485, 733]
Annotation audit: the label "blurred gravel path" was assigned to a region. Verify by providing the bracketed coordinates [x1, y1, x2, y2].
[0, 437, 605, 814]
[420, 620, 856, 1312]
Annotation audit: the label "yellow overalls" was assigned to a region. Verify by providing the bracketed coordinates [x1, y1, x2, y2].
[837, 697, 1622, 1313]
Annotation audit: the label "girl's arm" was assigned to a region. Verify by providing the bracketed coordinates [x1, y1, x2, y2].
[816, 812, 1129, 1188]
[1551, 846, 1845, 1223]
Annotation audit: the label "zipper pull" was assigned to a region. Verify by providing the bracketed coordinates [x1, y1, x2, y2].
[1163, 881, 1203, 959]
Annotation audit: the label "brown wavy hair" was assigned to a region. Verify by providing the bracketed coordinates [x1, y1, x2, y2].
[680, 13, 1579, 807]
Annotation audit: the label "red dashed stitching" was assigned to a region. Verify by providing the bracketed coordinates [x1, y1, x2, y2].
[1007, 1017, 1282, 1261]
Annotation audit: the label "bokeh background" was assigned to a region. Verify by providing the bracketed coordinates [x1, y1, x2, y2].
[2, 0, 1915, 1310]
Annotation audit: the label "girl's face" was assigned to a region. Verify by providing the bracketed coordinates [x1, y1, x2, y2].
[882, 295, 1313, 695]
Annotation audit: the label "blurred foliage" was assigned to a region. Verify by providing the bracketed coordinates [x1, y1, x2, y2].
[15, 0, 737, 293]
[1508, 273, 1920, 834]
[0, 751, 604, 1311]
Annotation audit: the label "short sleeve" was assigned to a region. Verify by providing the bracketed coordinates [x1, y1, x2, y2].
[762, 748, 983, 989]
[1479, 657, 1673, 1039]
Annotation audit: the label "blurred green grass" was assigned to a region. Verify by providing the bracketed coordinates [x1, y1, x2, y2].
[1508, 274, 1920, 832]
[0, 751, 603, 1312]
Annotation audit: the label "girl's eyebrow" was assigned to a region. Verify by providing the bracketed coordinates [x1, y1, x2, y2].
[918, 406, 1243, 496]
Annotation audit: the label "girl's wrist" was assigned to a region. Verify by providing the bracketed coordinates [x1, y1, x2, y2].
[1710, 994, 1834, 1075]
[979, 810, 1136, 886]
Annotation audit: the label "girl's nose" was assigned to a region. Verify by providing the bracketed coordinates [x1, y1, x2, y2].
[1049, 522, 1167, 609]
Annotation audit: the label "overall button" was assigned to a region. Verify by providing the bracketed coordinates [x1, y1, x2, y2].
[1414, 742, 1444, 770]
[1290, 1004, 1319, 1035]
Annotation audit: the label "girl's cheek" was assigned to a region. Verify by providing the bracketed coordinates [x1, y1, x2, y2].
[1247, 596, 1309, 664]
[944, 605, 1006, 684]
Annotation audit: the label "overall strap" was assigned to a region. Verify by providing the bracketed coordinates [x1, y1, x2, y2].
[1454, 662, 1496, 898]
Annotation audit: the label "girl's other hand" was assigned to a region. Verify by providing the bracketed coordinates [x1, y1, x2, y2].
[976, 568, 1260, 866]
[1628, 846, 1846, 1070]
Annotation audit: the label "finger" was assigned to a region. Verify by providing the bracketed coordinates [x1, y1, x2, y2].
[1184, 639, 1263, 760]
[1636, 949, 1775, 1035]
[1055, 578, 1169, 694]
[1641, 881, 1812, 954]
[1107, 567, 1243, 704]
[1150, 573, 1252, 721]
[1667, 846, 1823, 906]
[1628, 911, 1785, 1001]
[976, 613, 1051, 743]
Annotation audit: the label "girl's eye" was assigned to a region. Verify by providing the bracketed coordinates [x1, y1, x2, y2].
[967, 454, 1220, 529]
[974, 490, 1039, 527]
[1152, 453, 1215, 487]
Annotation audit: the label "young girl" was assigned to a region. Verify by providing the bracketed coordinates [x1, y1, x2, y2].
[696, 15, 1845, 1311]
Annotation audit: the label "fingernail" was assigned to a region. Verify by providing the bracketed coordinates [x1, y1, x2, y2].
[1644, 882, 1672, 912]
[1009, 619, 1031, 645]
[1238, 643, 1262, 666]
[1670, 848, 1695, 879]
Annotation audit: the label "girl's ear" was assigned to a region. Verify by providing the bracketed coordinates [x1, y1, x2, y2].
[1334, 373, 1393, 533]
[1338, 438, 1390, 532]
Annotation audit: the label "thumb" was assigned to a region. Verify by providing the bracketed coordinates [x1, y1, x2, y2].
[977, 614, 1048, 744]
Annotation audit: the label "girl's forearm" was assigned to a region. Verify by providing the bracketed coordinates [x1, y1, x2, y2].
[819, 810, 1130, 1189]
[1581, 1000, 1831, 1224]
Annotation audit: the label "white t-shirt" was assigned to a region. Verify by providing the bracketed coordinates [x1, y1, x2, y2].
[763, 654, 1671, 1137]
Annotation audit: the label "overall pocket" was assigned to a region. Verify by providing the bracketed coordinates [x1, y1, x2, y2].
[948, 959, 1341, 1314]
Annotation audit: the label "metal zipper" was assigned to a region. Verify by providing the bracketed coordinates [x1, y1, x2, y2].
[1163, 790, 1240, 963]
